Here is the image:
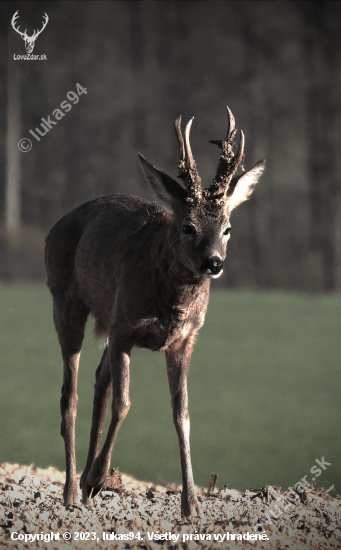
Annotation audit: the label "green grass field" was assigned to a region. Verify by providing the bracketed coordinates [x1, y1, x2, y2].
[0, 284, 340, 496]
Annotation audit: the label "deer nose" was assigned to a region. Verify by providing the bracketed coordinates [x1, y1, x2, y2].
[205, 256, 223, 275]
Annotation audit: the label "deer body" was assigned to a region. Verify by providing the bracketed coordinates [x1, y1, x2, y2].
[45, 108, 265, 516]
[48, 194, 209, 351]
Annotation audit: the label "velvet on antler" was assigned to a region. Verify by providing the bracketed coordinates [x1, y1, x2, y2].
[204, 106, 245, 202]
[175, 116, 202, 203]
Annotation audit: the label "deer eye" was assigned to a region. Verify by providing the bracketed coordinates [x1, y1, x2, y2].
[182, 224, 195, 235]
[224, 226, 231, 236]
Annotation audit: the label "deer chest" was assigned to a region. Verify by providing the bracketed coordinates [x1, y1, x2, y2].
[133, 303, 206, 352]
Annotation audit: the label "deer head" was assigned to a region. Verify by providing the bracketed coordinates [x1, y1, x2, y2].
[11, 10, 49, 54]
[139, 107, 265, 279]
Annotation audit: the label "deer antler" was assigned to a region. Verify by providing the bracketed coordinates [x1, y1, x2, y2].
[11, 11, 49, 42]
[175, 116, 202, 201]
[30, 13, 49, 40]
[11, 10, 28, 40]
[206, 106, 245, 199]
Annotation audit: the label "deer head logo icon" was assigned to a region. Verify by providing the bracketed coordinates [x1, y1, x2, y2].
[11, 11, 49, 54]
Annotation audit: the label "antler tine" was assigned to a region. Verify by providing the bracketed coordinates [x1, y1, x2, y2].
[175, 115, 202, 197]
[225, 105, 235, 140]
[32, 13, 49, 39]
[39, 13, 49, 34]
[11, 10, 26, 38]
[11, 10, 19, 27]
[185, 117, 202, 192]
[175, 116, 185, 164]
[184, 117, 195, 168]
[235, 130, 245, 167]
[208, 105, 236, 150]
[206, 106, 245, 199]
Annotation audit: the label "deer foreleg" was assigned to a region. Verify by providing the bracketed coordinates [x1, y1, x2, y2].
[80, 348, 112, 505]
[166, 338, 201, 518]
[60, 351, 81, 506]
[85, 330, 131, 499]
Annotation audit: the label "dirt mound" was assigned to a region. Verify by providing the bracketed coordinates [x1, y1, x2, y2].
[0, 463, 340, 549]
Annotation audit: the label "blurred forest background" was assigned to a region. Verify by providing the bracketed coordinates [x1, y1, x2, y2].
[1, 0, 341, 292]
[1, 0, 341, 495]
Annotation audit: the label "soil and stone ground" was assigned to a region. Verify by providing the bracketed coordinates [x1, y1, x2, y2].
[0, 463, 340, 549]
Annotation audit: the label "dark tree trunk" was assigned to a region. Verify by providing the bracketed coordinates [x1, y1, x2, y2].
[240, 10, 274, 288]
[300, 1, 341, 291]
[5, 27, 21, 238]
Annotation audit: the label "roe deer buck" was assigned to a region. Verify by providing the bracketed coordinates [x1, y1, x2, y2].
[45, 107, 265, 517]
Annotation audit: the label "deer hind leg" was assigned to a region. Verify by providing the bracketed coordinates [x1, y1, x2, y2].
[84, 328, 131, 500]
[80, 348, 112, 505]
[166, 338, 201, 518]
[53, 299, 89, 507]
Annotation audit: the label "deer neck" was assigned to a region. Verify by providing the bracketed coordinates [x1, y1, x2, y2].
[151, 223, 210, 313]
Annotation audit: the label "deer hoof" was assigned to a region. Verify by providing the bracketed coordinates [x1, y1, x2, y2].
[86, 482, 103, 499]
[181, 493, 202, 518]
[84, 467, 107, 500]
[80, 478, 93, 506]
[63, 481, 79, 507]
[86, 459, 108, 489]
[81, 482, 102, 504]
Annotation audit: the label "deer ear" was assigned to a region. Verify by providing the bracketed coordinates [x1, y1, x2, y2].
[227, 158, 265, 211]
[138, 153, 188, 206]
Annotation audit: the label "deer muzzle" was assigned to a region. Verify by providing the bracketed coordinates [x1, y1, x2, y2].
[201, 256, 224, 278]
